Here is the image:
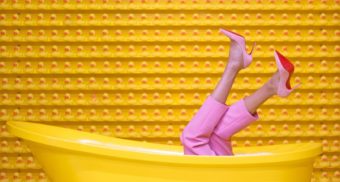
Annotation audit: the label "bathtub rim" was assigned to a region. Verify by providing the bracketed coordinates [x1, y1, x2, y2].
[7, 121, 323, 166]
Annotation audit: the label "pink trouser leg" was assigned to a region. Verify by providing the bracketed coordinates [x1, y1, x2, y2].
[180, 95, 259, 156]
[210, 99, 259, 155]
[180, 95, 229, 155]
[208, 132, 234, 155]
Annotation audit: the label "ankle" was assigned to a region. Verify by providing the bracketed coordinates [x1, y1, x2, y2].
[264, 79, 277, 96]
[265, 71, 280, 94]
[226, 61, 242, 73]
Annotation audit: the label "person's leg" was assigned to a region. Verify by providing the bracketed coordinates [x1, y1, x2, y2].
[211, 71, 280, 155]
[243, 71, 279, 114]
[180, 38, 244, 155]
[180, 94, 229, 155]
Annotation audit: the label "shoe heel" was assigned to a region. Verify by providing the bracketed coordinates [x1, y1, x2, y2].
[249, 42, 256, 55]
[243, 42, 256, 67]
[284, 83, 301, 96]
[292, 83, 302, 90]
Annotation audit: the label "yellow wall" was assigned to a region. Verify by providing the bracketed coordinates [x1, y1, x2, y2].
[0, 0, 339, 181]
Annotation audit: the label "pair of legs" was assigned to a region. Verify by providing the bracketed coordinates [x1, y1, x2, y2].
[180, 39, 280, 156]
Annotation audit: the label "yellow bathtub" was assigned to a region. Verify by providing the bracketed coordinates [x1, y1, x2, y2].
[7, 121, 322, 182]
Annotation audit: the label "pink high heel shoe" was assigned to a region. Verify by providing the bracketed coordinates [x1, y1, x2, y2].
[219, 28, 256, 68]
[274, 50, 301, 97]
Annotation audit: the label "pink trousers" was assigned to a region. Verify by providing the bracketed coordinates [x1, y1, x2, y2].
[180, 95, 259, 156]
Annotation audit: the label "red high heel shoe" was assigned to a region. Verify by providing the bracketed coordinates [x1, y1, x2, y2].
[220, 28, 256, 68]
[274, 50, 301, 97]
